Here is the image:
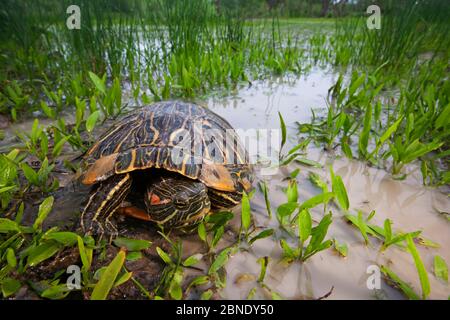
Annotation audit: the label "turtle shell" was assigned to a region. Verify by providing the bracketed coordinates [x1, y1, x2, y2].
[82, 101, 253, 193]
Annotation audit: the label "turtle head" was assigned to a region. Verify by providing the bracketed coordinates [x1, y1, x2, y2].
[144, 176, 211, 228]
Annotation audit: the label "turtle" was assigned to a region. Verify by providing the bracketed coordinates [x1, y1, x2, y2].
[80, 101, 254, 237]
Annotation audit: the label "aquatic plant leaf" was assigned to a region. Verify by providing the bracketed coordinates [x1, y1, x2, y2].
[278, 112, 286, 154]
[330, 167, 349, 211]
[249, 229, 274, 245]
[1, 277, 21, 298]
[40, 284, 72, 300]
[86, 111, 100, 133]
[77, 236, 92, 271]
[295, 158, 322, 168]
[183, 253, 203, 267]
[6, 248, 17, 268]
[209, 247, 232, 275]
[433, 255, 448, 283]
[91, 249, 126, 300]
[333, 239, 348, 257]
[381, 265, 420, 300]
[298, 192, 334, 212]
[187, 276, 210, 293]
[259, 181, 272, 218]
[156, 247, 173, 265]
[298, 210, 311, 243]
[405, 234, 430, 299]
[88, 72, 106, 95]
[257, 256, 269, 283]
[241, 191, 251, 231]
[286, 179, 298, 203]
[33, 196, 54, 230]
[113, 237, 152, 251]
[44, 231, 78, 246]
[0, 218, 19, 233]
[27, 242, 60, 267]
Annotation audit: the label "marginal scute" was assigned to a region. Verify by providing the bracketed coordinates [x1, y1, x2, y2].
[83, 153, 118, 185]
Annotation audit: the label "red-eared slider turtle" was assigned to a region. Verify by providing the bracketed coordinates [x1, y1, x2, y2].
[80, 101, 253, 237]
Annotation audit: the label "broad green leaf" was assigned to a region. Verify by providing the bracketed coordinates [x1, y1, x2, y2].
[209, 247, 232, 274]
[113, 237, 152, 251]
[0, 218, 19, 233]
[295, 158, 322, 168]
[200, 289, 213, 300]
[406, 234, 430, 299]
[330, 167, 349, 211]
[6, 248, 17, 268]
[276, 202, 297, 225]
[77, 236, 92, 271]
[249, 229, 274, 245]
[44, 232, 79, 246]
[348, 74, 365, 97]
[88, 72, 106, 95]
[41, 284, 72, 300]
[333, 239, 348, 257]
[187, 276, 210, 292]
[241, 191, 251, 231]
[371, 116, 404, 157]
[156, 247, 173, 265]
[286, 179, 298, 203]
[308, 173, 329, 193]
[86, 111, 100, 133]
[33, 196, 54, 229]
[0, 186, 15, 194]
[169, 281, 183, 300]
[52, 137, 68, 158]
[21, 163, 39, 185]
[435, 103, 450, 129]
[197, 222, 207, 242]
[381, 265, 420, 300]
[308, 213, 333, 251]
[91, 250, 126, 300]
[433, 256, 448, 283]
[298, 210, 311, 242]
[1, 277, 21, 298]
[280, 239, 296, 260]
[27, 242, 60, 267]
[114, 271, 133, 287]
[40, 101, 55, 119]
[126, 252, 142, 261]
[183, 253, 203, 267]
[358, 102, 372, 158]
[298, 192, 334, 212]
[278, 112, 286, 153]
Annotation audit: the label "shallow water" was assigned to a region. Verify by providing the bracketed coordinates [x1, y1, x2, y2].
[4, 67, 449, 300]
[205, 68, 450, 300]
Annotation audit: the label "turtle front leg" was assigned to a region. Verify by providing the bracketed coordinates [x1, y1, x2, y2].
[81, 173, 132, 240]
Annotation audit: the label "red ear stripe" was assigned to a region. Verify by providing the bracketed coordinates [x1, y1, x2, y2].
[150, 193, 162, 205]
[149, 193, 171, 205]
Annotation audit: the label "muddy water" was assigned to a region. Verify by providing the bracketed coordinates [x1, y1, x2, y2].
[206, 68, 450, 300]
